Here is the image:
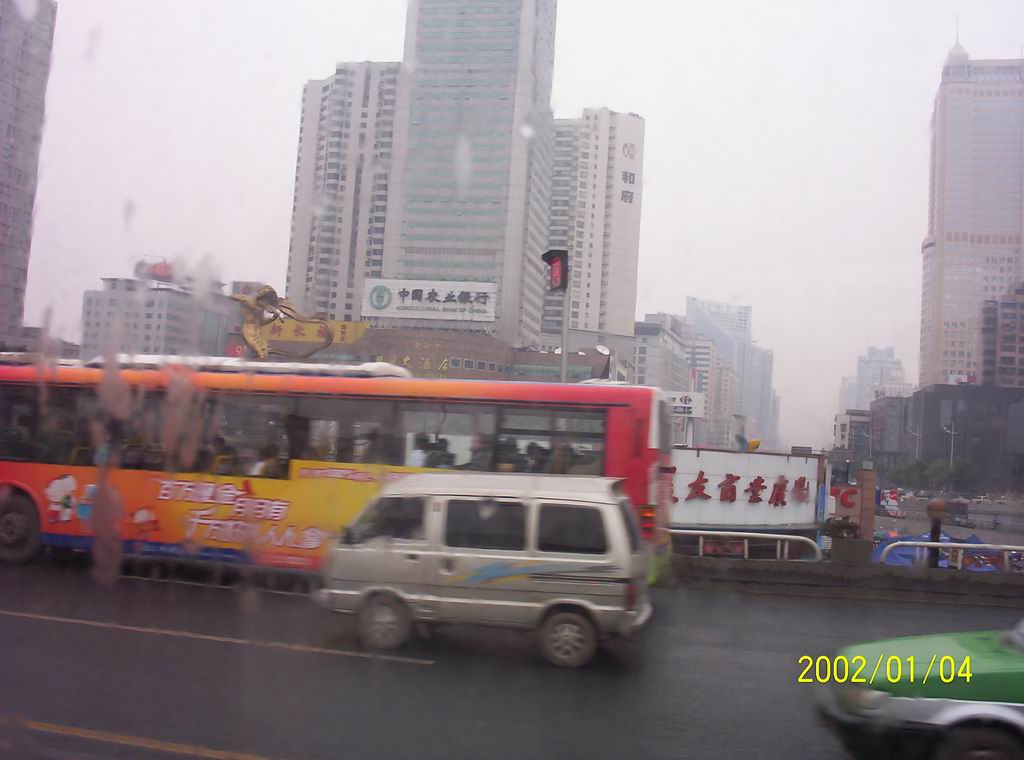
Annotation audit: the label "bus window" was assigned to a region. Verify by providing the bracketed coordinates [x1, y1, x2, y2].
[497, 407, 606, 475]
[397, 402, 497, 471]
[0, 384, 99, 466]
[120, 390, 166, 471]
[0, 383, 37, 461]
[214, 392, 291, 478]
[288, 395, 398, 466]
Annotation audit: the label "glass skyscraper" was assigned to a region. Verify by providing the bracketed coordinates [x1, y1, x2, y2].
[383, 0, 557, 346]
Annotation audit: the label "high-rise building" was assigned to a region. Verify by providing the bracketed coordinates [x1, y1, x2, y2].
[769, 391, 781, 447]
[544, 108, 644, 338]
[919, 45, 1024, 386]
[0, 0, 56, 339]
[980, 281, 1024, 387]
[633, 315, 692, 393]
[80, 272, 233, 358]
[838, 375, 858, 415]
[285, 62, 400, 320]
[833, 410, 871, 462]
[838, 347, 911, 413]
[382, 0, 557, 346]
[707, 358, 739, 448]
[741, 344, 775, 441]
[642, 312, 714, 391]
[684, 297, 752, 374]
[685, 297, 779, 440]
[857, 345, 905, 388]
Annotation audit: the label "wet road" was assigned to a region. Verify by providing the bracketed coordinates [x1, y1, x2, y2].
[0, 560, 1019, 760]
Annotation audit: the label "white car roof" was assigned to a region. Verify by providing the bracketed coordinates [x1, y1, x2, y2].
[379, 472, 623, 502]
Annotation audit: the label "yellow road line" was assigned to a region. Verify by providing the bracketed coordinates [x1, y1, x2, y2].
[0, 608, 434, 666]
[22, 717, 275, 760]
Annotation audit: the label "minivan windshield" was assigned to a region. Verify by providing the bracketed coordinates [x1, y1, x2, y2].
[348, 496, 425, 543]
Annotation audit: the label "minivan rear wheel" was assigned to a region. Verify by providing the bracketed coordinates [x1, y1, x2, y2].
[358, 595, 412, 650]
[539, 611, 597, 668]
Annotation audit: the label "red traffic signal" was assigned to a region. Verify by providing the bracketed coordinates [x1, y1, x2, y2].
[541, 249, 569, 291]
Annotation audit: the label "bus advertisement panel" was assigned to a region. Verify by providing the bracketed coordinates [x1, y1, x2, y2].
[27, 461, 425, 570]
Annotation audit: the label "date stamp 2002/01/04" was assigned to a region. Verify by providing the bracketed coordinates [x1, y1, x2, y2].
[798, 654, 972, 685]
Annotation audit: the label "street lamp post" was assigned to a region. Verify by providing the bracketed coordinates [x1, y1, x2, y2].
[941, 421, 957, 469]
[907, 425, 921, 461]
[857, 428, 872, 461]
[926, 499, 946, 569]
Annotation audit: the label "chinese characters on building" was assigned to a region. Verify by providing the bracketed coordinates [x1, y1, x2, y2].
[682, 473, 810, 506]
[397, 288, 490, 305]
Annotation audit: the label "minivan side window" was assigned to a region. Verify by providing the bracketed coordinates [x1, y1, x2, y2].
[350, 496, 425, 542]
[445, 499, 525, 551]
[538, 504, 608, 555]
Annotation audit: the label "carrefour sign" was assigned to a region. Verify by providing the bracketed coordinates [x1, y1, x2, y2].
[362, 279, 496, 322]
[667, 392, 706, 419]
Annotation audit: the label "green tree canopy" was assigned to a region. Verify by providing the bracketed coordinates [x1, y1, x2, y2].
[926, 460, 950, 490]
[949, 458, 978, 493]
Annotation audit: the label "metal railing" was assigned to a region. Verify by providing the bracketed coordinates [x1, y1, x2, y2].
[879, 541, 1024, 570]
[667, 529, 823, 561]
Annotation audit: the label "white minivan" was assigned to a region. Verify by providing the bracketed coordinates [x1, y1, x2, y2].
[315, 473, 652, 667]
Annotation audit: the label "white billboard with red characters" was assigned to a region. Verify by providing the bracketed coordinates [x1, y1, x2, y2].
[670, 448, 829, 528]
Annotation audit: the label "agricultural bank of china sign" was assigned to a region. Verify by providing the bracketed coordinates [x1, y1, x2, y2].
[362, 279, 497, 322]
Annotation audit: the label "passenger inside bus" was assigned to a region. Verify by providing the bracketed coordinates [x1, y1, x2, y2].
[459, 434, 493, 471]
[526, 442, 550, 473]
[69, 418, 94, 466]
[425, 438, 454, 468]
[358, 429, 384, 464]
[404, 433, 429, 467]
[496, 437, 527, 472]
[284, 414, 311, 461]
[250, 444, 282, 478]
[0, 415, 34, 460]
[202, 435, 236, 475]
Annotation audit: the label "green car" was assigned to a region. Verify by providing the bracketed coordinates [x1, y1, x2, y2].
[818, 619, 1024, 760]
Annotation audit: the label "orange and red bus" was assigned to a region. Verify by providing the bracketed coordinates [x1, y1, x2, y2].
[0, 356, 672, 578]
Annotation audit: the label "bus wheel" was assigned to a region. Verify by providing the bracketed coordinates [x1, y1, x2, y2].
[0, 493, 41, 564]
[358, 594, 412, 650]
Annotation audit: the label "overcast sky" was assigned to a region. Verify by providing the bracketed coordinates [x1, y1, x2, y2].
[24, 0, 1024, 446]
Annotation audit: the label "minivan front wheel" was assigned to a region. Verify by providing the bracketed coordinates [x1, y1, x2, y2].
[539, 611, 597, 668]
[358, 595, 412, 650]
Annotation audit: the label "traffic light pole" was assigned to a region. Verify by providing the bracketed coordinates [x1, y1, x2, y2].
[542, 249, 570, 383]
[560, 285, 569, 383]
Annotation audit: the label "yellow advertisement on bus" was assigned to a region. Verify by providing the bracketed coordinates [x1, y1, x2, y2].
[29, 461, 419, 570]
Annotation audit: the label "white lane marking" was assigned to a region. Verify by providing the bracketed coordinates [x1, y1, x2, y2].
[0, 608, 434, 666]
